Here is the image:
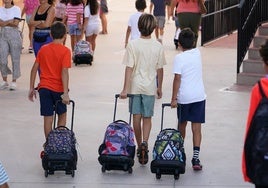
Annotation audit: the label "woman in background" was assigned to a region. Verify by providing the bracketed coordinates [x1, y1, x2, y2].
[0, 0, 22, 90]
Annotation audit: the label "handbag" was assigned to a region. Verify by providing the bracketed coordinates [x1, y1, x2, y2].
[198, 0, 207, 15]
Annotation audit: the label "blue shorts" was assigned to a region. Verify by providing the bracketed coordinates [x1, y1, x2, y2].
[38, 88, 67, 116]
[67, 23, 81, 35]
[177, 100, 206, 123]
[129, 94, 155, 117]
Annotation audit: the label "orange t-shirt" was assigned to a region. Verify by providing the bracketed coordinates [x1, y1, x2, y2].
[176, 0, 200, 13]
[242, 78, 268, 182]
[36, 43, 71, 92]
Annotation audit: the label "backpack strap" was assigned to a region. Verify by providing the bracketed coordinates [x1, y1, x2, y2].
[258, 80, 267, 98]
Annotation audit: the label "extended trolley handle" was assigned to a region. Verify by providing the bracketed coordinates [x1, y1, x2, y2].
[53, 100, 75, 131]
[114, 94, 134, 124]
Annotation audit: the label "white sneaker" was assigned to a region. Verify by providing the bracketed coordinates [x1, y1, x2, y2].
[0, 82, 8, 90]
[9, 82, 17, 90]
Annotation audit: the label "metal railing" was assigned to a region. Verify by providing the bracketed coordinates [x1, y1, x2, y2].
[237, 0, 268, 73]
[201, 0, 239, 46]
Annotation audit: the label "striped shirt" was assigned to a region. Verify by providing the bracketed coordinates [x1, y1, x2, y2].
[65, 3, 84, 25]
[0, 162, 9, 186]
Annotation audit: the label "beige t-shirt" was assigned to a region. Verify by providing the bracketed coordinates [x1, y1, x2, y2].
[123, 38, 166, 95]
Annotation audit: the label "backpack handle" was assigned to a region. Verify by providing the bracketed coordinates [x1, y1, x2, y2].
[113, 94, 134, 124]
[161, 103, 181, 131]
[53, 100, 75, 131]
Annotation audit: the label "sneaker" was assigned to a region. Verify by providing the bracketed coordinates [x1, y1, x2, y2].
[136, 148, 141, 158]
[0, 81, 8, 90]
[9, 82, 16, 90]
[192, 158, 203, 171]
[28, 47, 33, 53]
[138, 142, 149, 165]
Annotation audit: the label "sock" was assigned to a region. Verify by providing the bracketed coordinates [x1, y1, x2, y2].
[193, 146, 200, 160]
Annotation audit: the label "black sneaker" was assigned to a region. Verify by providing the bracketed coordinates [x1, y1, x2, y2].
[136, 148, 141, 158]
[138, 142, 149, 165]
[192, 158, 202, 171]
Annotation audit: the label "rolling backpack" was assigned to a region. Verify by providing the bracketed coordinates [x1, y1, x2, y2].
[98, 94, 135, 173]
[73, 40, 93, 66]
[151, 103, 186, 180]
[244, 81, 268, 185]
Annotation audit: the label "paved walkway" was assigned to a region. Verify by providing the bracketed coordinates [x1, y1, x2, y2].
[0, 0, 254, 187]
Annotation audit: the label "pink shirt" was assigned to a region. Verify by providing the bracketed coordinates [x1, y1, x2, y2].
[23, 0, 40, 15]
[65, 3, 84, 25]
[176, 0, 200, 13]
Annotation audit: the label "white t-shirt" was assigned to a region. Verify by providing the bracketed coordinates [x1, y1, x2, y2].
[173, 48, 206, 104]
[123, 38, 166, 95]
[127, 12, 142, 40]
[84, 5, 101, 25]
[0, 6, 21, 22]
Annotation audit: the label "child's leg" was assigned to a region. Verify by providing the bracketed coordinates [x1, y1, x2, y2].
[44, 115, 53, 138]
[178, 121, 187, 139]
[57, 112, 67, 127]
[142, 117, 152, 143]
[133, 114, 142, 147]
[191, 122, 202, 147]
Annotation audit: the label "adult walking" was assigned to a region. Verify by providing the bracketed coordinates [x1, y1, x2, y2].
[170, 0, 204, 47]
[0, 0, 22, 90]
[21, 0, 40, 53]
[29, 0, 55, 56]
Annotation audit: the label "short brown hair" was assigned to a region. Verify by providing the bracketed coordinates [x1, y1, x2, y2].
[138, 13, 156, 37]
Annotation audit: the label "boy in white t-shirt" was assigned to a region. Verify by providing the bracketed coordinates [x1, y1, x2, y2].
[170, 28, 206, 171]
[124, 0, 146, 48]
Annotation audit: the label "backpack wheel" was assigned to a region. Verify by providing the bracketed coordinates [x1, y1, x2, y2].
[71, 170, 75, 177]
[101, 165, 106, 173]
[128, 167, 133, 174]
[156, 173, 161, 179]
[174, 174, 180, 180]
[44, 170, 48, 177]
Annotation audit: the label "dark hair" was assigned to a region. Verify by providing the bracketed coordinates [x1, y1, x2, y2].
[70, 0, 82, 6]
[260, 40, 268, 65]
[178, 28, 195, 49]
[60, 0, 68, 5]
[86, 0, 99, 15]
[48, 0, 55, 5]
[136, 0, 146, 11]
[50, 21, 67, 39]
[138, 13, 156, 37]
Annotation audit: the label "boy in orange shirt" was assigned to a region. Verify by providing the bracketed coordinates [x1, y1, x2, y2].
[28, 21, 71, 140]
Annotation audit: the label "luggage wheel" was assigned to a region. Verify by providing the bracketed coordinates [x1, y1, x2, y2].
[101, 165, 106, 173]
[174, 169, 180, 180]
[71, 170, 75, 177]
[156, 169, 161, 179]
[44, 170, 48, 178]
[174, 174, 180, 180]
[128, 167, 133, 174]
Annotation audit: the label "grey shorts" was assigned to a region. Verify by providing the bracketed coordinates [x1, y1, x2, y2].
[155, 16, 165, 28]
[129, 94, 155, 117]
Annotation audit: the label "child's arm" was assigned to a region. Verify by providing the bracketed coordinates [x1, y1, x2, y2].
[171, 73, 181, 108]
[156, 68, 163, 99]
[120, 66, 133, 99]
[28, 62, 39, 102]
[149, 2, 154, 14]
[61, 68, 70, 104]
[124, 26, 131, 48]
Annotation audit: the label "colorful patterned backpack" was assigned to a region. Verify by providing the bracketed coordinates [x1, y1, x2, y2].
[100, 120, 135, 157]
[152, 128, 185, 162]
[45, 127, 77, 155]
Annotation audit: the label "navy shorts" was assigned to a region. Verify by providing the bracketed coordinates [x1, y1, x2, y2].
[38, 88, 67, 116]
[177, 100, 206, 123]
